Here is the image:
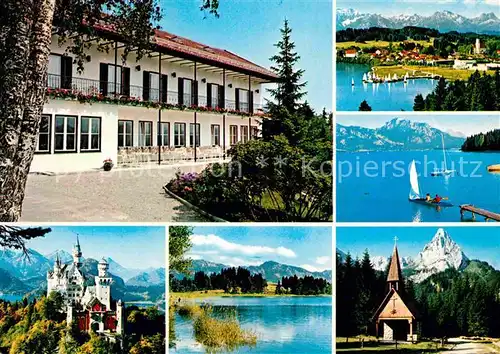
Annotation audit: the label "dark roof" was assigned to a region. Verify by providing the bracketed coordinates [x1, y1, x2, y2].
[387, 245, 403, 283]
[92, 22, 278, 82]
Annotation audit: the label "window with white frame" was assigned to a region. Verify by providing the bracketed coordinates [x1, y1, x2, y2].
[54, 115, 77, 152]
[240, 125, 249, 144]
[183, 79, 192, 106]
[230, 125, 238, 145]
[251, 126, 259, 139]
[107, 64, 122, 95]
[159, 122, 169, 146]
[189, 123, 200, 147]
[174, 123, 186, 147]
[238, 89, 249, 112]
[211, 124, 220, 146]
[149, 72, 160, 102]
[80, 117, 101, 151]
[118, 120, 133, 147]
[36, 114, 51, 153]
[138, 121, 153, 147]
[48, 55, 61, 88]
[211, 84, 219, 107]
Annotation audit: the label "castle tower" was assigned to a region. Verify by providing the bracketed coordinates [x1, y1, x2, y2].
[387, 238, 403, 292]
[116, 300, 124, 335]
[66, 304, 74, 326]
[73, 236, 83, 268]
[475, 38, 481, 55]
[53, 252, 61, 275]
[95, 258, 112, 310]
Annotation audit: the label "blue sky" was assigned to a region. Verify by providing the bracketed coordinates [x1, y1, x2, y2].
[27, 226, 165, 269]
[159, 0, 332, 111]
[187, 226, 333, 272]
[337, 226, 500, 269]
[337, 114, 500, 136]
[337, 0, 500, 17]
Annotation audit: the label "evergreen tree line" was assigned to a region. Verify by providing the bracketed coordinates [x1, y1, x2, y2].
[170, 267, 267, 294]
[461, 129, 500, 151]
[337, 250, 500, 338]
[413, 71, 500, 111]
[275, 275, 331, 295]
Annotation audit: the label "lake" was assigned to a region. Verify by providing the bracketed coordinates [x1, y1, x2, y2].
[336, 62, 437, 111]
[337, 150, 500, 222]
[0, 294, 23, 302]
[172, 296, 332, 353]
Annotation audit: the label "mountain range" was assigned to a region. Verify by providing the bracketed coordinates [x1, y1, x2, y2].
[336, 118, 464, 151]
[0, 249, 165, 303]
[337, 228, 473, 283]
[177, 260, 332, 283]
[336, 8, 500, 34]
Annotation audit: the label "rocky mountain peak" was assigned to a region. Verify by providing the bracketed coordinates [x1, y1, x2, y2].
[411, 228, 469, 282]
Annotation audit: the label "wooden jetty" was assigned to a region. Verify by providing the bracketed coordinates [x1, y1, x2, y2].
[460, 204, 500, 222]
[487, 164, 500, 172]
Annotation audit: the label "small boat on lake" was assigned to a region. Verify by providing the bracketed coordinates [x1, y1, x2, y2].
[431, 133, 455, 177]
[409, 160, 453, 207]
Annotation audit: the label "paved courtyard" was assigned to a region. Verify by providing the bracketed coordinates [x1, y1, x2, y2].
[21, 163, 210, 222]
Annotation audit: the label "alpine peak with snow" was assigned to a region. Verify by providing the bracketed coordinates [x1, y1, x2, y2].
[336, 8, 500, 34]
[337, 228, 471, 283]
[411, 228, 469, 282]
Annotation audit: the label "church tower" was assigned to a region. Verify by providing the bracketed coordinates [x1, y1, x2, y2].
[95, 258, 112, 310]
[387, 239, 403, 292]
[73, 236, 83, 268]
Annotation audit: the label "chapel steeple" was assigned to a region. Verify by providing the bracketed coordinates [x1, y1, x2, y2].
[387, 236, 403, 292]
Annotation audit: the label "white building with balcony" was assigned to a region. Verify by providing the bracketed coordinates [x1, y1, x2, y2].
[31, 27, 278, 173]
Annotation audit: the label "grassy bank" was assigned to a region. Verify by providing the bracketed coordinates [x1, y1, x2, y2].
[373, 65, 496, 81]
[336, 336, 451, 353]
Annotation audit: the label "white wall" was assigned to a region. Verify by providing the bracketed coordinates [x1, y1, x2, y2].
[30, 100, 118, 174]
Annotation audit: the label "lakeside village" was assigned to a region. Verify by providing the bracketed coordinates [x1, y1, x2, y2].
[338, 37, 500, 85]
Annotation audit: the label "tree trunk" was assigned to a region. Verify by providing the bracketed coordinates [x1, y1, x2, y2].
[0, 0, 55, 221]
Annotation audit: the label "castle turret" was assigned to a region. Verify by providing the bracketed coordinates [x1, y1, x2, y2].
[95, 258, 112, 310]
[53, 252, 61, 274]
[116, 300, 124, 335]
[73, 236, 83, 268]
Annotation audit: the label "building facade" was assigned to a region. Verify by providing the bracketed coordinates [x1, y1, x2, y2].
[372, 242, 420, 342]
[47, 237, 124, 335]
[32, 28, 278, 173]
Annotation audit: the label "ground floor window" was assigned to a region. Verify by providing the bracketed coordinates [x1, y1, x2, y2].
[80, 117, 101, 152]
[189, 123, 200, 147]
[251, 126, 258, 139]
[118, 120, 133, 147]
[230, 125, 238, 145]
[139, 121, 153, 147]
[174, 122, 186, 147]
[159, 122, 169, 146]
[240, 125, 249, 144]
[54, 115, 77, 152]
[211, 124, 220, 146]
[36, 114, 51, 153]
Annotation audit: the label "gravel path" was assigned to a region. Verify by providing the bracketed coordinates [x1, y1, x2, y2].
[441, 339, 499, 354]
[21, 164, 210, 222]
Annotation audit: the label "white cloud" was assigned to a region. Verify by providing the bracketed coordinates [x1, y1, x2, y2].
[484, 0, 500, 5]
[190, 234, 296, 258]
[187, 254, 203, 260]
[315, 256, 331, 265]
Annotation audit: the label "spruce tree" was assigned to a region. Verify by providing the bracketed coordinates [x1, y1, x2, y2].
[413, 94, 425, 111]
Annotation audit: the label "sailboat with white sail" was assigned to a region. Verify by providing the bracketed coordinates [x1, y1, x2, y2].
[408, 160, 453, 207]
[431, 133, 455, 176]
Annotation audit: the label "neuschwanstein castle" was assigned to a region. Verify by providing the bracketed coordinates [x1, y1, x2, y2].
[47, 237, 124, 335]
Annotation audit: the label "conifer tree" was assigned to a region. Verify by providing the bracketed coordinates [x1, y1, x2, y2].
[358, 100, 372, 111]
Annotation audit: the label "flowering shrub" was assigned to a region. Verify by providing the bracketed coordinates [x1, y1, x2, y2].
[166, 171, 199, 197]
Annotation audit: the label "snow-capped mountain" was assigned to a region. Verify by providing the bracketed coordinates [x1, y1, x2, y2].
[45, 250, 73, 264]
[336, 118, 464, 151]
[411, 228, 469, 282]
[338, 228, 470, 283]
[336, 8, 500, 34]
[336, 248, 347, 263]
